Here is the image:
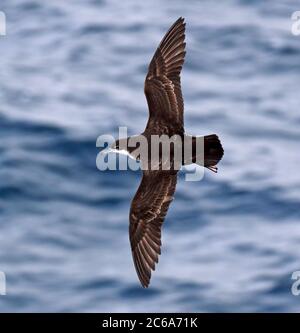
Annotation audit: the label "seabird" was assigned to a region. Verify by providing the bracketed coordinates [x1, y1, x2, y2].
[107, 17, 224, 287]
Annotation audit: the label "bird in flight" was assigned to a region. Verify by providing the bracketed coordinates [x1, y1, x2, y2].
[106, 17, 224, 287]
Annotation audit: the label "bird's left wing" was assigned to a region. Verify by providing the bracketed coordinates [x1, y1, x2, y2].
[144, 17, 186, 133]
[129, 170, 177, 287]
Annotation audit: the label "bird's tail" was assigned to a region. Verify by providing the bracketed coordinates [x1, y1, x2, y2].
[183, 134, 224, 172]
[203, 134, 224, 173]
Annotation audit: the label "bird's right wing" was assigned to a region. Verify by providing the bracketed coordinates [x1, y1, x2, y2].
[129, 170, 177, 287]
[144, 17, 186, 133]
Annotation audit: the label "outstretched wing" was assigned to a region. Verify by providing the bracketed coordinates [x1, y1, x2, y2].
[129, 170, 177, 287]
[144, 17, 186, 133]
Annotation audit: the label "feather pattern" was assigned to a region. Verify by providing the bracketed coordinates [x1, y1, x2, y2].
[129, 170, 177, 287]
[144, 17, 186, 134]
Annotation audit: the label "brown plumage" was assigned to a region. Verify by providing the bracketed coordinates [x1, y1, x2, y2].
[110, 18, 224, 287]
[129, 171, 177, 287]
[144, 17, 186, 132]
[129, 18, 186, 287]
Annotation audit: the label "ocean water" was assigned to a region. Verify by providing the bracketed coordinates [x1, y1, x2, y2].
[0, 0, 300, 312]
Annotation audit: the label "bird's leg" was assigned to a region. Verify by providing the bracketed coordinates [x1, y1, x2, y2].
[207, 165, 218, 173]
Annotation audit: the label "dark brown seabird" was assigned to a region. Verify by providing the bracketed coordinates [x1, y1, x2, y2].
[110, 17, 224, 287]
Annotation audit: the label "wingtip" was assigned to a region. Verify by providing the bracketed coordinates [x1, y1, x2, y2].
[173, 17, 185, 25]
[138, 273, 150, 288]
[141, 281, 150, 288]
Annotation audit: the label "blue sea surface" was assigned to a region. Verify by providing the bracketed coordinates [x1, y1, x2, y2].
[0, 0, 300, 312]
